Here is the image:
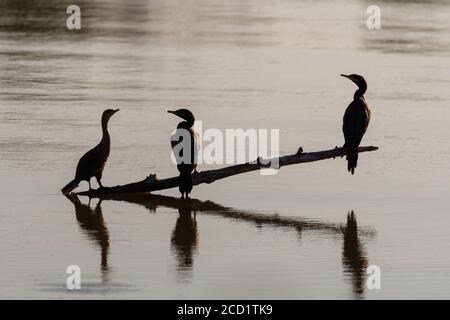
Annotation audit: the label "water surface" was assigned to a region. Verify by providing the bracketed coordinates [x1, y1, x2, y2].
[1, 0, 450, 299]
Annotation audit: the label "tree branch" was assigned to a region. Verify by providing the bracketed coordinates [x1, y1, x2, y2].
[76, 145, 378, 197]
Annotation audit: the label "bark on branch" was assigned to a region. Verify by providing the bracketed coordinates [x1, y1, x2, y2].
[77, 145, 378, 197]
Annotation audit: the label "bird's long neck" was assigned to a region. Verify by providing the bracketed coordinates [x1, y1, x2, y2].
[178, 119, 194, 129]
[354, 83, 367, 99]
[101, 118, 111, 144]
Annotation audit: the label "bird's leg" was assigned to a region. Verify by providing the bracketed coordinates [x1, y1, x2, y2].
[333, 146, 346, 159]
[96, 176, 104, 189]
[193, 169, 199, 175]
[333, 146, 339, 159]
[341, 144, 346, 158]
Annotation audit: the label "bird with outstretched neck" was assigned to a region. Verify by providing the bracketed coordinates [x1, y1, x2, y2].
[168, 109, 199, 199]
[341, 74, 371, 175]
[61, 108, 119, 193]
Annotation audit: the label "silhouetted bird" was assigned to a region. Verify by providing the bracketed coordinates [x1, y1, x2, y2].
[341, 74, 371, 174]
[62, 108, 119, 193]
[168, 109, 199, 199]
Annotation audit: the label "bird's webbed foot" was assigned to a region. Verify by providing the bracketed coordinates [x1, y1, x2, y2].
[335, 145, 346, 158]
[333, 146, 344, 159]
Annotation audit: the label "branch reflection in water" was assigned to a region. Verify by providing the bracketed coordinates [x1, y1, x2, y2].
[67, 194, 376, 297]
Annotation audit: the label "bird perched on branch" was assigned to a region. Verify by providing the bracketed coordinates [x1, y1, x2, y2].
[168, 109, 199, 199]
[61, 108, 119, 193]
[341, 74, 371, 175]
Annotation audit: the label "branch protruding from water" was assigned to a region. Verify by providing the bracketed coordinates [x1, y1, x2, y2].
[76, 146, 378, 197]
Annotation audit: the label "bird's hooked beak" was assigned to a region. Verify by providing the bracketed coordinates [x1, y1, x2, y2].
[341, 74, 359, 86]
[167, 109, 194, 123]
[167, 110, 181, 119]
[340, 74, 367, 90]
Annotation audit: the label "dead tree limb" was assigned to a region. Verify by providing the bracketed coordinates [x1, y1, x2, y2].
[77, 145, 378, 197]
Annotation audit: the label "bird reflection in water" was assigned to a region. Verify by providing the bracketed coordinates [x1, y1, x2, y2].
[64, 194, 110, 282]
[67, 193, 376, 295]
[170, 201, 199, 280]
[342, 210, 368, 299]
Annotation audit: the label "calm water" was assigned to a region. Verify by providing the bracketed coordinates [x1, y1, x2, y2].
[1, 0, 450, 299]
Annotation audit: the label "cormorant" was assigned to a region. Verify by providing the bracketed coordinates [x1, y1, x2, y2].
[341, 74, 371, 175]
[61, 108, 119, 193]
[168, 109, 199, 199]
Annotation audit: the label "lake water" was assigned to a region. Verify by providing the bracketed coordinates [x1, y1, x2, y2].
[1, 0, 450, 299]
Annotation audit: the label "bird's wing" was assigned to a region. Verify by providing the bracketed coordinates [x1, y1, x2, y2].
[170, 131, 181, 149]
[171, 129, 187, 166]
[191, 129, 200, 165]
[343, 99, 369, 148]
[75, 145, 103, 179]
[171, 128, 198, 170]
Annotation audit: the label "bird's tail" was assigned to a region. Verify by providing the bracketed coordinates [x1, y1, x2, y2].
[346, 147, 358, 175]
[61, 179, 80, 193]
[179, 171, 193, 197]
